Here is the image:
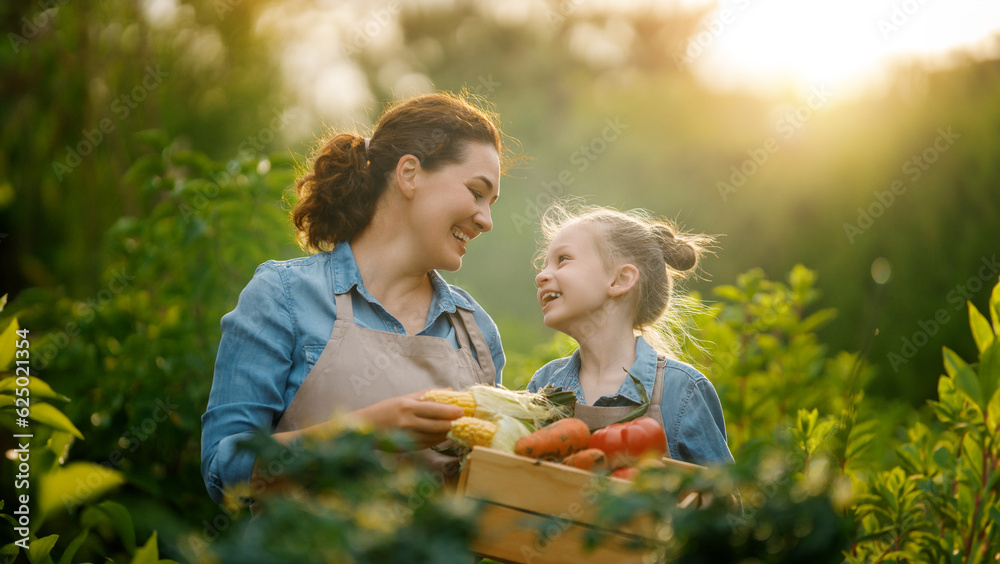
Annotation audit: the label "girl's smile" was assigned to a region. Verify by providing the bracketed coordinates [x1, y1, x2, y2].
[535, 223, 615, 332]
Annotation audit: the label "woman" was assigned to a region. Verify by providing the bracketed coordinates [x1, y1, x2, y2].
[201, 93, 508, 505]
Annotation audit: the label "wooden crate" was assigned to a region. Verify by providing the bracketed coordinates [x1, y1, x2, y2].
[456, 447, 703, 564]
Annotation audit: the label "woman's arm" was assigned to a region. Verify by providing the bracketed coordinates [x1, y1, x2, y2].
[201, 262, 296, 504]
[269, 390, 463, 447]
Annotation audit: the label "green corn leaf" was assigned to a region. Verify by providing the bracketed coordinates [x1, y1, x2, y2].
[969, 301, 995, 354]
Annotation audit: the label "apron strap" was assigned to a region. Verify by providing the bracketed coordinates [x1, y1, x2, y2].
[450, 308, 496, 384]
[334, 291, 354, 324]
[650, 355, 666, 419]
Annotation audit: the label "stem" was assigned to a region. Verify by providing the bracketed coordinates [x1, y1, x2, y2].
[962, 435, 988, 564]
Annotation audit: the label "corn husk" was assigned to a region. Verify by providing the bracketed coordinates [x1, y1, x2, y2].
[487, 415, 534, 454]
[468, 385, 572, 428]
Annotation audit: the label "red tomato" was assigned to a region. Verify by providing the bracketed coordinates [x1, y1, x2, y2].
[588, 417, 667, 469]
[611, 466, 638, 481]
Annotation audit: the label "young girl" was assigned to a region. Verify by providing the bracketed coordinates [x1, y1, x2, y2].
[527, 204, 733, 466]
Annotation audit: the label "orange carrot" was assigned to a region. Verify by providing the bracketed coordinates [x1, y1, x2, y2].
[561, 448, 607, 471]
[514, 418, 590, 460]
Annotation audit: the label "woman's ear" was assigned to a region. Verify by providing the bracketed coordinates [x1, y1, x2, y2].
[394, 154, 421, 199]
[608, 264, 639, 297]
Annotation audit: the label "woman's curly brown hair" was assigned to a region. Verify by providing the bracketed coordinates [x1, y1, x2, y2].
[292, 93, 507, 253]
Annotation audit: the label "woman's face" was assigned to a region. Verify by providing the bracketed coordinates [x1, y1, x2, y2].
[410, 142, 500, 272]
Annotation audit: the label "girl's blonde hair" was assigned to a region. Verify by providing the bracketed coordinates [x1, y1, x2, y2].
[535, 201, 714, 359]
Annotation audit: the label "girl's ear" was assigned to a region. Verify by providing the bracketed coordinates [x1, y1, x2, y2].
[394, 154, 421, 199]
[608, 264, 639, 297]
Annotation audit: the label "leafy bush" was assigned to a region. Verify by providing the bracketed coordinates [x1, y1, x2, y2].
[193, 427, 480, 564]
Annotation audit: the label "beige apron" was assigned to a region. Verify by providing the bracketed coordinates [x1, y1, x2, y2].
[274, 290, 496, 480]
[572, 354, 671, 459]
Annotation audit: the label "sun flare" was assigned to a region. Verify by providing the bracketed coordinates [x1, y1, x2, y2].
[681, 0, 1000, 96]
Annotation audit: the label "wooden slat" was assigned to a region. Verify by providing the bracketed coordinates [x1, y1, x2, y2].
[470, 503, 648, 564]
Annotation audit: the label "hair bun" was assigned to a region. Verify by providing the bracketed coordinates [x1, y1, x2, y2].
[653, 224, 698, 271]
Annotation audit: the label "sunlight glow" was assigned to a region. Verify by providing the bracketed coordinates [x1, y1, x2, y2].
[681, 0, 1000, 96]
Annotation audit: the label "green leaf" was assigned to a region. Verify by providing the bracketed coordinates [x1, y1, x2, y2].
[968, 301, 995, 354]
[132, 531, 159, 564]
[56, 529, 89, 564]
[39, 462, 125, 520]
[712, 285, 744, 303]
[611, 372, 649, 424]
[932, 446, 954, 471]
[27, 534, 58, 564]
[0, 316, 18, 368]
[991, 279, 1000, 335]
[979, 342, 1000, 409]
[25, 402, 83, 439]
[124, 154, 164, 186]
[94, 500, 135, 554]
[797, 308, 838, 334]
[944, 347, 983, 408]
[0, 376, 70, 402]
[134, 129, 170, 152]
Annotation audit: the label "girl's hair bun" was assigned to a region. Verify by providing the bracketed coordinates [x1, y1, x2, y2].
[653, 224, 698, 272]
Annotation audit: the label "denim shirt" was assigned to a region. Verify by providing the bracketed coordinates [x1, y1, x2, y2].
[527, 336, 733, 466]
[201, 242, 505, 503]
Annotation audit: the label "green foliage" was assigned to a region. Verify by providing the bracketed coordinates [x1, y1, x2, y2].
[0, 300, 168, 563]
[850, 293, 1000, 562]
[196, 427, 480, 564]
[683, 265, 873, 460]
[2, 131, 299, 557]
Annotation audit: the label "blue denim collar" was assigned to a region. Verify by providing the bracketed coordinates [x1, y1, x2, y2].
[555, 335, 659, 404]
[329, 242, 473, 317]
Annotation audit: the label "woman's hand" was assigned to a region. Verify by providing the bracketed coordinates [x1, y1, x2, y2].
[353, 389, 465, 449]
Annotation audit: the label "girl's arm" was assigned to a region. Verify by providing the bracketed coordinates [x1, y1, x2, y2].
[667, 374, 735, 465]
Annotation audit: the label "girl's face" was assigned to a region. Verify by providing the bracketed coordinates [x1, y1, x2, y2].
[534, 223, 616, 333]
[409, 142, 500, 272]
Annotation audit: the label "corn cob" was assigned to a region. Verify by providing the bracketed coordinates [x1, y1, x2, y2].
[450, 416, 497, 448]
[420, 390, 476, 417]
